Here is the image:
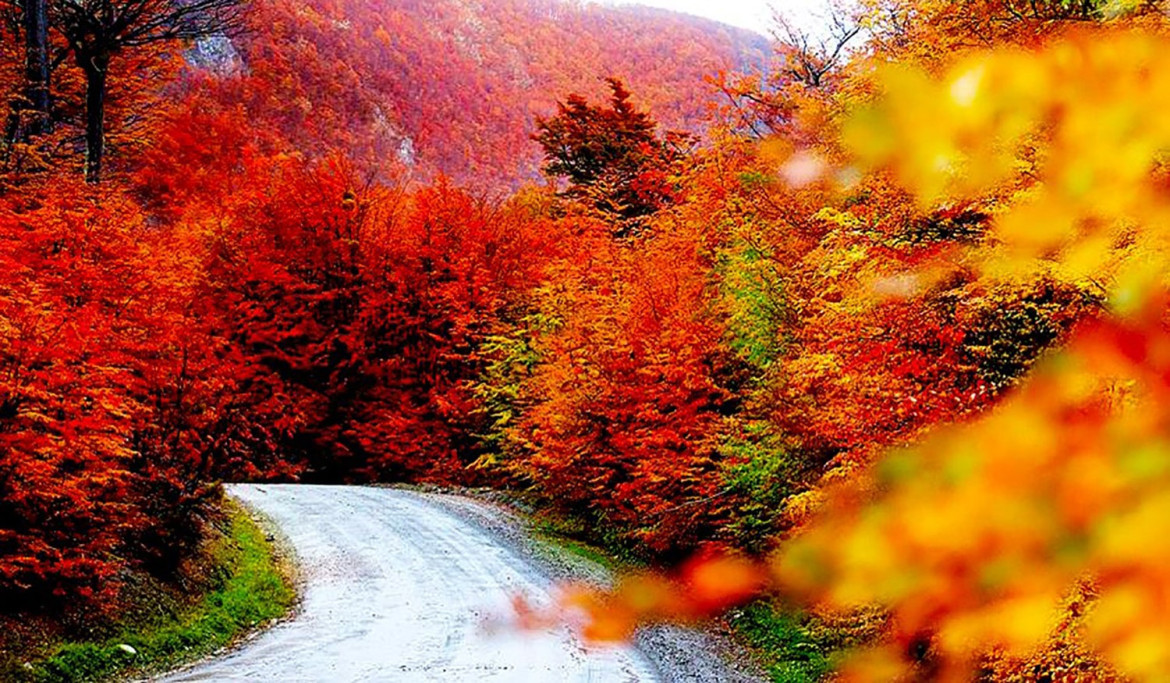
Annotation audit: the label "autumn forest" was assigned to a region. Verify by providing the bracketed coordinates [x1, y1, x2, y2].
[4, 0, 1170, 680]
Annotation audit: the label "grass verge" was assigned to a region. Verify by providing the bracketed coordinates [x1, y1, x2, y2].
[726, 602, 832, 682]
[527, 513, 629, 572]
[5, 498, 296, 683]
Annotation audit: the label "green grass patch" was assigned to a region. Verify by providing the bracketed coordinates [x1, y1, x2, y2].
[727, 602, 833, 683]
[526, 508, 649, 571]
[12, 500, 295, 683]
[532, 525, 619, 570]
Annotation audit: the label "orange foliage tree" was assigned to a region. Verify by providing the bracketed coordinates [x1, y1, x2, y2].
[559, 8, 1170, 682]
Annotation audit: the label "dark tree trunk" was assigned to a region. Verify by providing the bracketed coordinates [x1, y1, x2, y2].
[50, 0, 244, 180]
[3, 0, 51, 156]
[83, 59, 108, 183]
[22, 0, 51, 138]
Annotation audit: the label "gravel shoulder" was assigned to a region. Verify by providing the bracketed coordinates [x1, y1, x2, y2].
[154, 484, 763, 682]
[415, 490, 767, 683]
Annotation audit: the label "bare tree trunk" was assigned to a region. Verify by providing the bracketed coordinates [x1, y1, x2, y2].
[51, 0, 244, 180]
[83, 59, 107, 183]
[23, 0, 51, 138]
[3, 0, 51, 160]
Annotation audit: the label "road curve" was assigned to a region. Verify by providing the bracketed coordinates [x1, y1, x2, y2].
[157, 484, 660, 682]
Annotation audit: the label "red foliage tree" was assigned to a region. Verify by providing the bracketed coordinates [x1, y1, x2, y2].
[0, 174, 220, 608]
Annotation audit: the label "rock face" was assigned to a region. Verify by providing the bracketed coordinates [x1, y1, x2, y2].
[186, 35, 242, 77]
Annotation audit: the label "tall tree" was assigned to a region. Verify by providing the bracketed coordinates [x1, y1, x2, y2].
[19, 0, 49, 139]
[534, 78, 690, 234]
[773, 3, 861, 89]
[51, 0, 244, 182]
[1, 0, 49, 155]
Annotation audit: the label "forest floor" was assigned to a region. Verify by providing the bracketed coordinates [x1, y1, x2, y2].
[0, 497, 295, 683]
[154, 484, 764, 682]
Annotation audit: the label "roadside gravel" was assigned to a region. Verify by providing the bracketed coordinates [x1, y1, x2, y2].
[417, 490, 767, 683]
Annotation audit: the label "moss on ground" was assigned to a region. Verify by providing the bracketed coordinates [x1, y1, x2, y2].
[2, 498, 295, 683]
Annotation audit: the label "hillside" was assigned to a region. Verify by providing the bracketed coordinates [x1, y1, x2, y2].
[178, 0, 773, 187]
[8, 0, 1170, 681]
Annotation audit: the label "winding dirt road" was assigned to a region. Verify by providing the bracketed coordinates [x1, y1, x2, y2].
[156, 484, 758, 683]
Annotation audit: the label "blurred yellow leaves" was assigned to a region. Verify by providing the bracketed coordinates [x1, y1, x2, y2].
[769, 27, 1170, 679]
[772, 309, 1170, 679]
[845, 30, 1170, 309]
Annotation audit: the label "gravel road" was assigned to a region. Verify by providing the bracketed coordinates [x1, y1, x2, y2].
[155, 484, 763, 683]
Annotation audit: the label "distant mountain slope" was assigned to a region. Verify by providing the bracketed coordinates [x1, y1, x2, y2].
[179, 0, 772, 186]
